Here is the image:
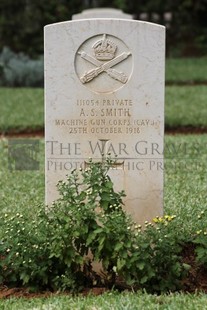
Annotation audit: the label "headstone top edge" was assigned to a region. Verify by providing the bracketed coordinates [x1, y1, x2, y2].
[80, 8, 124, 12]
[72, 8, 132, 19]
[44, 19, 165, 30]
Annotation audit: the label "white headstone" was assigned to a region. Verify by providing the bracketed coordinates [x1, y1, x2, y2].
[45, 19, 165, 224]
[72, 8, 133, 20]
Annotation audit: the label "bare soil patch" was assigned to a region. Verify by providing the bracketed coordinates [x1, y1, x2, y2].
[1, 126, 207, 139]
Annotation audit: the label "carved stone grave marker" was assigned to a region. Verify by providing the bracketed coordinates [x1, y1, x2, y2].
[45, 19, 165, 224]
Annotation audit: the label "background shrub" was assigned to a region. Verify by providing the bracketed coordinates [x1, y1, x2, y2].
[0, 47, 43, 87]
[0, 0, 206, 57]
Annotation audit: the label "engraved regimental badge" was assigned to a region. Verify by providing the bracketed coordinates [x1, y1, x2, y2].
[75, 34, 133, 93]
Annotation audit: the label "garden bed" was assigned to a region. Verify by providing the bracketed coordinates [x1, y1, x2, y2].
[0, 240, 207, 299]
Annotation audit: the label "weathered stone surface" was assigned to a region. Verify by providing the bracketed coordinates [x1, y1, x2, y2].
[44, 19, 165, 224]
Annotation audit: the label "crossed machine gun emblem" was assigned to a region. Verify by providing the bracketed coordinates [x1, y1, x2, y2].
[78, 34, 131, 84]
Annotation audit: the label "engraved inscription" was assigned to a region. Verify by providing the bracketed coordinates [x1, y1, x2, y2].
[54, 97, 160, 135]
[55, 117, 159, 135]
[75, 34, 133, 93]
[78, 34, 131, 84]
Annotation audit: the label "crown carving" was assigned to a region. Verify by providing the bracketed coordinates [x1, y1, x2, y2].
[92, 34, 117, 60]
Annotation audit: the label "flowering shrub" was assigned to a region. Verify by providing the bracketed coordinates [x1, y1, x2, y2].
[116, 214, 191, 292]
[0, 157, 206, 292]
[0, 210, 51, 289]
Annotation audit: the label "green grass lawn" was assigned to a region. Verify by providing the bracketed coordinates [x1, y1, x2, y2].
[165, 85, 207, 128]
[164, 135, 207, 234]
[166, 57, 207, 83]
[0, 86, 207, 133]
[1, 291, 207, 310]
[0, 138, 44, 215]
[0, 88, 44, 133]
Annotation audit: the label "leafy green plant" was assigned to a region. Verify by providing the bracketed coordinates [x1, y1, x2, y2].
[51, 156, 130, 286]
[0, 210, 50, 289]
[0, 156, 198, 293]
[107, 215, 191, 293]
[0, 208, 84, 291]
[0, 156, 129, 291]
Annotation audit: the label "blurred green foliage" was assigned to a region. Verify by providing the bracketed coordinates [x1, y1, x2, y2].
[0, 0, 206, 57]
[0, 0, 83, 56]
[0, 47, 43, 87]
